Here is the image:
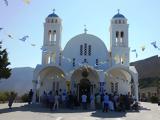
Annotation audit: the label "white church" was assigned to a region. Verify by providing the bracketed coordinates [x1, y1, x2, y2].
[32, 10, 139, 102]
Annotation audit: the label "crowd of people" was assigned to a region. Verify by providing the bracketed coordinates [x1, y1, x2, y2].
[7, 88, 139, 111]
[40, 89, 139, 112]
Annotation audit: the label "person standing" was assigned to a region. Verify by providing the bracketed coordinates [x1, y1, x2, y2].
[28, 89, 33, 104]
[81, 93, 87, 110]
[8, 92, 15, 109]
[103, 93, 109, 112]
[48, 91, 54, 111]
[90, 94, 95, 110]
[53, 91, 59, 110]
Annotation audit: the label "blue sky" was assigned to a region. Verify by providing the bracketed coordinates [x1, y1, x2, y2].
[0, 0, 160, 68]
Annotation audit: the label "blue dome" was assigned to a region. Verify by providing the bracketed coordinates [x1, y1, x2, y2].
[48, 12, 59, 17]
[113, 13, 125, 19]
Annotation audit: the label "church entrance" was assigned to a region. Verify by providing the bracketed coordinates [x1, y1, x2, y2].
[78, 78, 91, 102]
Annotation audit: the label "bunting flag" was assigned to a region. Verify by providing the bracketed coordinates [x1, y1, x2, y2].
[31, 44, 36, 46]
[131, 49, 138, 58]
[136, 53, 138, 58]
[19, 35, 29, 42]
[131, 49, 136, 52]
[141, 45, 145, 51]
[0, 28, 3, 31]
[3, 0, 8, 6]
[151, 41, 160, 50]
[23, 0, 31, 5]
[41, 47, 47, 53]
[8, 34, 14, 39]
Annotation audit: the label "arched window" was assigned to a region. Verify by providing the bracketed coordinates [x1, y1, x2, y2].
[116, 31, 119, 38]
[80, 45, 83, 55]
[120, 31, 124, 45]
[121, 31, 124, 38]
[48, 30, 52, 42]
[119, 20, 121, 24]
[88, 45, 91, 56]
[116, 31, 119, 46]
[73, 58, 75, 67]
[96, 59, 98, 65]
[51, 19, 54, 23]
[84, 43, 87, 55]
[53, 30, 56, 43]
[84, 58, 87, 63]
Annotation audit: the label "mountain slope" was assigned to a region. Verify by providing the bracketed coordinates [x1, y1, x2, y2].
[0, 67, 34, 96]
[130, 55, 160, 79]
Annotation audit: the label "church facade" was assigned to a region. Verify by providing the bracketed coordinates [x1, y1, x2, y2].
[32, 11, 139, 102]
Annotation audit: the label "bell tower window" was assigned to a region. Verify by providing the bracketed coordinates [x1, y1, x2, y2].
[116, 31, 119, 46]
[53, 30, 56, 43]
[48, 30, 52, 42]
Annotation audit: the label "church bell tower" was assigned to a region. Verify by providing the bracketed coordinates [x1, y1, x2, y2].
[110, 10, 130, 66]
[41, 10, 62, 65]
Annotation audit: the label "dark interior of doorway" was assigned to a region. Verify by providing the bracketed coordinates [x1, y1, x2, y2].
[79, 78, 91, 103]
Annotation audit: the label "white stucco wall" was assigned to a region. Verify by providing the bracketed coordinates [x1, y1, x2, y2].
[62, 33, 110, 72]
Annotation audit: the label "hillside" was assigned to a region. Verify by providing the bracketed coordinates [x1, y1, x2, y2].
[0, 67, 34, 96]
[130, 55, 160, 88]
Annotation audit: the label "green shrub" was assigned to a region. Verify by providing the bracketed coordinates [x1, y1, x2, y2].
[0, 91, 17, 103]
[21, 93, 29, 102]
[150, 96, 159, 103]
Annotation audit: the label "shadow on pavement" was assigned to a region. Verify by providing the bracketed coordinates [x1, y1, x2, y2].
[0, 103, 98, 114]
[91, 110, 126, 118]
[0, 103, 151, 118]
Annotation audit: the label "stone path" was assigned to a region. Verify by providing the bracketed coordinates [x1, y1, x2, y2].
[0, 102, 160, 120]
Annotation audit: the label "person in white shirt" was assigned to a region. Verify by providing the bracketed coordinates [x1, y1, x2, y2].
[81, 93, 87, 109]
[53, 91, 59, 110]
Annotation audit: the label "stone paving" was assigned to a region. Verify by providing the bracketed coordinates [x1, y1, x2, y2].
[0, 102, 160, 120]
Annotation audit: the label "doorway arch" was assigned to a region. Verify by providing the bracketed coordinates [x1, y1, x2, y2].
[71, 66, 99, 101]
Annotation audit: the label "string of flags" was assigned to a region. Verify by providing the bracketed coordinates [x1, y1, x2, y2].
[0, 27, 36, 47]
[19, 35, 29, 42]
[151, 41, 160, 50]
[2, 0, 31, 6]
[1, 1, 160, 60]
[131, 49, 138, 58]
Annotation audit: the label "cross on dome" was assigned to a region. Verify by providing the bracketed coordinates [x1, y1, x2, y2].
[84, 25, 88, 34]
[53, 9, 56, 13]
[117, 9, 120, 14]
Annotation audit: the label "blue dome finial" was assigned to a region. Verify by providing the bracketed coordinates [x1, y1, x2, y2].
[48, 9, 59, 17]
[112, 9, 125, 19]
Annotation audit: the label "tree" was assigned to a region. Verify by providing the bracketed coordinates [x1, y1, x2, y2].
[0, 41, 11, 79]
